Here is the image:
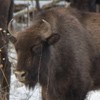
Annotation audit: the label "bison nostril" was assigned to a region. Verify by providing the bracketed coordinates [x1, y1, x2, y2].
[14, 71, 27, 82]
[21, 72, 27, 77]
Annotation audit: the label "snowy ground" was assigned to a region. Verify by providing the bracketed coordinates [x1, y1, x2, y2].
[10, 75, 42, 100]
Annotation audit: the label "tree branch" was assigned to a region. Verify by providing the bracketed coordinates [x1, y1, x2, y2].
[14, 0, 65, 18]
[35, 0, 40, 11]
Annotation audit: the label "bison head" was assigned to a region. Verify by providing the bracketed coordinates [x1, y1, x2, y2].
[8, 19, 60, 87]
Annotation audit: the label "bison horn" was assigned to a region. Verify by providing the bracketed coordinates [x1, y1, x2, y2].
[8, 19, 17, 43]
[8, 19, 14, 35]
[42, 19, 52, 39]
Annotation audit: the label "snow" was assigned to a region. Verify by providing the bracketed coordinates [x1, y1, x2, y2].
[14, 0, 51, 7]
[10, 74, 42, 100]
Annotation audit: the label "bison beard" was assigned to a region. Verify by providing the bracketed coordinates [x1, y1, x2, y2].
[8, 6, 100, 100]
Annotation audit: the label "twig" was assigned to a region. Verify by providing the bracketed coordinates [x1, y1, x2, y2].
[13, 0, 64, 18]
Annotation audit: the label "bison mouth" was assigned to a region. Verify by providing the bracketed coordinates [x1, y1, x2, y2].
[24, 73, 38, 88]
[15, 70, 38, 88]
[15, 71, 38, 87]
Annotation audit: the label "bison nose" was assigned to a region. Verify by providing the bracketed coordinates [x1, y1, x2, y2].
[14, 71, 27, 82]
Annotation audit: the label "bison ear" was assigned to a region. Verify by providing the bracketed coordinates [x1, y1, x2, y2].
[46, 33, 60, 45]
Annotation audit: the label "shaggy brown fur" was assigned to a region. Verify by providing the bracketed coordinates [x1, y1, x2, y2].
[11, 6, 100, 100]
[66, 0, 100, 12]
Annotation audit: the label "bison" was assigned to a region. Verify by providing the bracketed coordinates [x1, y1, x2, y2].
[8, 6, 100, 100]
[66, 0, 100, 12]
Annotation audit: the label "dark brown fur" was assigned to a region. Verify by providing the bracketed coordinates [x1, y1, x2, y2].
[66, 0, 100, 12]
[12, 6, 100, 100]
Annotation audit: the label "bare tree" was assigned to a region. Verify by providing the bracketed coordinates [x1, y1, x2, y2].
[35, 0, 41, 11]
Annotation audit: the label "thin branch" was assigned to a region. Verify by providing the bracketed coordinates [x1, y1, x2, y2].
[14, 0, 65, 18]
[35, 0, 41, 11]
[42, 0, 62, 9]
[14, 6, 35, 19]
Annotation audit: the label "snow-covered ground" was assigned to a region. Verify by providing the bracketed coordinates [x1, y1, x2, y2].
[10, 75, 42, 100]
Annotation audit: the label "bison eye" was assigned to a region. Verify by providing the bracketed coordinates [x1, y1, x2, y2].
[32, 44, 42, 54]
